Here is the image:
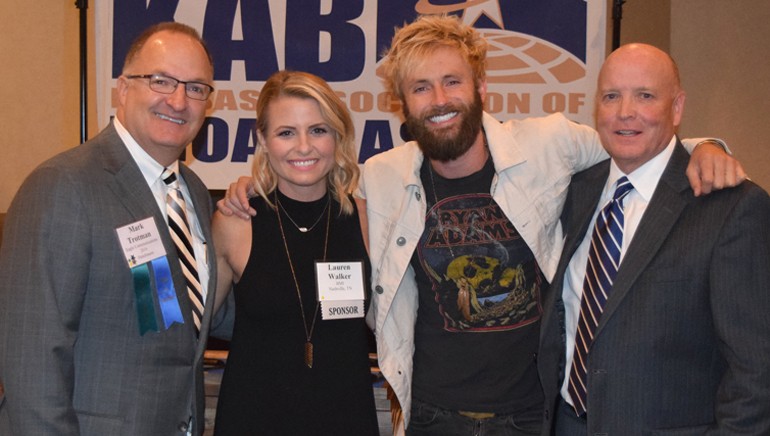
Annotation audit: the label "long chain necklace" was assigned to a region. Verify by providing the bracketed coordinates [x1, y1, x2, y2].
[428, 163, 459, 260]
[275, 191, 331, 368]
[276, 194, 330, 233]
[427, 132, 490, 260]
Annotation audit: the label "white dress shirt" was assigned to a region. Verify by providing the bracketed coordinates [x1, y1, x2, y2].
[560, 136, 678, 404]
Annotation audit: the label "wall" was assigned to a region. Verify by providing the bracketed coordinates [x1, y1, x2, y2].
[0, 1, 98, 212]
[1, 2, 768, 214]
[613, 0, 671, 52]
[671, 0, 770, 191]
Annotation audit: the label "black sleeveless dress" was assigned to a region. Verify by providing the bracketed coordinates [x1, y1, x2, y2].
[214, 191, 378, 436]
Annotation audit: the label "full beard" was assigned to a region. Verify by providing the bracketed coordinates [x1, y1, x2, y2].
[404, 91, 484, 162]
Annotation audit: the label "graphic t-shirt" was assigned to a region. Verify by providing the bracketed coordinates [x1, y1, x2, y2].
[411, 156, 546, 414]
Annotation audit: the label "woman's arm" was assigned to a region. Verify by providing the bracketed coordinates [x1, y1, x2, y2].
[212, 210, 252, 313]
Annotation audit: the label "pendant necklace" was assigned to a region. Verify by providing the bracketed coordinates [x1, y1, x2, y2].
[428, 134, 491, 322]
[428, 163, 457, 260]
[275, 191, 331, 368]
[427, 131, 490, 261]
[277, 194, 330, 232]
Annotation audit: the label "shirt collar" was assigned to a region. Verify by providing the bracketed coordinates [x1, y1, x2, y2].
[114, 118, 179, 185]
[607, 135, 677, 202]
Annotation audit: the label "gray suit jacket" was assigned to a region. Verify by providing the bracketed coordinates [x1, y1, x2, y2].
[0, 124, 218, 435]
[538, 142, 770, 435]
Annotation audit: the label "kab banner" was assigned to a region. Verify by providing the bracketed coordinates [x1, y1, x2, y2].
[96, 0, 606, 189]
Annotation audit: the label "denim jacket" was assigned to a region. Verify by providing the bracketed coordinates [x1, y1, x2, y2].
[358, 112, 610, 427]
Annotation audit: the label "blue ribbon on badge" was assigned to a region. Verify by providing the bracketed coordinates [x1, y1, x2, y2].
[132, 263, 159, 335]
[152, 256, 185, 329]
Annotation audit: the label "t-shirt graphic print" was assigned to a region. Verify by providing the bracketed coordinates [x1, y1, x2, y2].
[418, 193, 543, 332]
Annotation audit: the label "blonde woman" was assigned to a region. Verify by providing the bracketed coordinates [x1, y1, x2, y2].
[212, 70, 378, 435]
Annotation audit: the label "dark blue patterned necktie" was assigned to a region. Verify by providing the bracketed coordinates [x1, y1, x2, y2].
[568, 176, 633, 416]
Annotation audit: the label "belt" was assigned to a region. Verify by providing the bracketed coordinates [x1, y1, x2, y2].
[457, 410, 496, 419]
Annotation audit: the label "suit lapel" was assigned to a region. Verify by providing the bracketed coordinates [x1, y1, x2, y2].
[563, 167, 609, 266]
[540, 163, 607, 344]
[97, 125, 164, 225]
[557, 162, 610, 292]
[98, 124, 200, 340]
[594, 143, 693, 337]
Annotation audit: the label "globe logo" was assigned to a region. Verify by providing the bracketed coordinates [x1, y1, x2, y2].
[481, 28, 586, 85]
[374, 27, 586, 86]
[409, 0, 587, 85]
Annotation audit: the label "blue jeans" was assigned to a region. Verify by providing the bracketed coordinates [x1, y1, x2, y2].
[406, 398, 542, 436]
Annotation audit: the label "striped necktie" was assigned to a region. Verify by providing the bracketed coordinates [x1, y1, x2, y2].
[568, 176, 634, 416]
[162, 168, 204, 334]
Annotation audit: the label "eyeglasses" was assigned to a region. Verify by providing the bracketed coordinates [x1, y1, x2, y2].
[125, 74, 214, 101]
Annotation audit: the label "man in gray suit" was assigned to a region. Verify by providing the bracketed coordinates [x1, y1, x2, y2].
[0, 22, 219, 435]
[538, 43, 770, 434]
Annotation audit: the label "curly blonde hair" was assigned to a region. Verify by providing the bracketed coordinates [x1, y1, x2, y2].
[380, 14, 488, 101]
[251, 70, 359, 215]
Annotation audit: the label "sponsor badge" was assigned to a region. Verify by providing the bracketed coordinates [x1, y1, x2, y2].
[315, 261, 365, 320]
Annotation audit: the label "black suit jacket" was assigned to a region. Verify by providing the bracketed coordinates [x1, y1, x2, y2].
[538, 142, 770, 435]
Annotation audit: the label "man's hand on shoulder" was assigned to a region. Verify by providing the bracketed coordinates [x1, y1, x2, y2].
[216, 176, 257, 219]
[687, 140, 748, 196]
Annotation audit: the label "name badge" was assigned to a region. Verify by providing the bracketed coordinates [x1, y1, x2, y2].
[115, 217, 184, 334]
[315, 261, 365, 320]
[115, 217, 166, 266]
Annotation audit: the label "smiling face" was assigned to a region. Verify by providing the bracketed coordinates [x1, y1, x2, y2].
[258, 95, 337, 201]
[400, 45, 485, 162]
[596, 44, 686, 173]
[116, 30, 213, 166]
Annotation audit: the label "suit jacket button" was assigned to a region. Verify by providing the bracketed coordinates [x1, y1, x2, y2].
[374, 285, 384, 294]
[177, 421, 189, 432]
[396, 237, 406, 246]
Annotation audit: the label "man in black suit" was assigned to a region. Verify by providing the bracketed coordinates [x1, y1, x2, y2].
[538, 43, 770, 435]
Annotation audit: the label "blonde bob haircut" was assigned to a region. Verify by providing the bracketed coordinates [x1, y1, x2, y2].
[251, 70, 359, 215]
[380, 14, 488, 101]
